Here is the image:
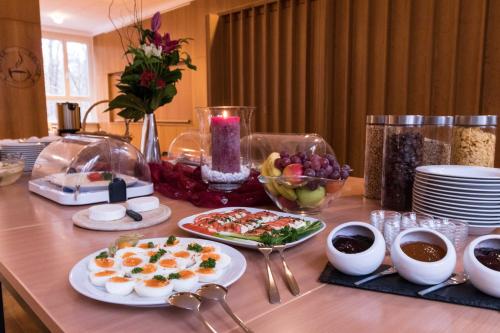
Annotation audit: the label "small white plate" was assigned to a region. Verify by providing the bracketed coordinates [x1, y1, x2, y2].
[413, 197, 500, 219]
[415, 174, 500, 188]
[416, 172, 500, 184]
[178, 207, 325, 250]
[416, 165, 500, 180]
[69, 237, 246, 307]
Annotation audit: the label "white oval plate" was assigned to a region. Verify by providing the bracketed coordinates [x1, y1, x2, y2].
[416, 165, 500, 180]
[178, 207, 326, 250]
[69, 237, 246, 307]
[415, 174, 500, 188]
[412, 202, 500, 222]
[413, 197, 500, 219]
[412, 192, 500, 212]
[415, 179, 500, 193]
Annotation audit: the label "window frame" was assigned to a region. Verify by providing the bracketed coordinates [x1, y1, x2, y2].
[41, 31, 96, 124]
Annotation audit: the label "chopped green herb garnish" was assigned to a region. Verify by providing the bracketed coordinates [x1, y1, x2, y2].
[102, 172, 113, 181]
[187, 243, 203, 253]
[149, 248, 167, 263]
[95, 251, 108, 259]
[131, 267, 143, 274]
[199, 258, 216, 269]
[166, 235, 177, 245]
[147, 241, 155, 248]
[168, 273, 181, 280]
[153, 275, 167, 282]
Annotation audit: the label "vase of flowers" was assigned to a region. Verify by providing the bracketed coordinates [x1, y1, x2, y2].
[106, 12, 196, 163]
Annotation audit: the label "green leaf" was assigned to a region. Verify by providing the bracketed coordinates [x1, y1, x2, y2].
[117, 108, 144, 121]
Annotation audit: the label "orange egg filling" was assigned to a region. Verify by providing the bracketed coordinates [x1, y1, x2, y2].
[196, 267, 214, 274]
[123, 257, 142, 267]
[147, 250, 157, 256]
[179, 270, 195, 279]
[174, 251, 190, 258]
[201, 246, 215, 253]
[95, 258, 114, 268]
[201, 253, 220, 261]
[117, 241, 133, 249]
[95, 270, 116, 277]
[159, 259, 177, 268]
[109, 276, 130, 283]
[139, 243, 153, 249]
[121, 252, 136, 258]
[141, 264, 157, 274]
[145, 279, 169, 288]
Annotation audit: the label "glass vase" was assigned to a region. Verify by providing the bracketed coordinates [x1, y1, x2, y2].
[140, 113, 161, 163]
[196, 106, 255, 191]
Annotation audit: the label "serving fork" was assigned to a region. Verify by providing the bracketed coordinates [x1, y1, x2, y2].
[257, 244, 281, 304]
[273, 244, 300, 296]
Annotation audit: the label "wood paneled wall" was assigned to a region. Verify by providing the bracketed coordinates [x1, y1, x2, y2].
[0, 0, 48, 139]
[209, 0, 500, 176]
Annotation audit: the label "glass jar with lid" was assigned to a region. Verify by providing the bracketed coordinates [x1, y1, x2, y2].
[364, 115, 386, 199]
[451, 115, 497, 167]
[382, 115, 424, 211]
[422, 116, 453, 166]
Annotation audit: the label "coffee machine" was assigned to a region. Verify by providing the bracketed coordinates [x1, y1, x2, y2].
[57, 102, 81, 135]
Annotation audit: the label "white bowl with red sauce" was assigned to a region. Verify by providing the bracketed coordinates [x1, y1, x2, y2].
[326, 221, 385, 276]
[463, 234, 500, 298]
[391, 228, 456, 285]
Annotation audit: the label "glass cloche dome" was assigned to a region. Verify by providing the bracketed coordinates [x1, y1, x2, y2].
[29, 135, 153, 205]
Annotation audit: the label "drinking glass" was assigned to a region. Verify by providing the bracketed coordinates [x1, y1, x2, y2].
[370, 210, 401, 234]
[402, 212, 433, 230]
[383, 219, 401, 253]
[448, 219, 469, 253]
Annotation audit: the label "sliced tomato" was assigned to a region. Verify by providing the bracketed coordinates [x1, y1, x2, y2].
[87, 172, 102, 182]
[183, 223, 215, 236]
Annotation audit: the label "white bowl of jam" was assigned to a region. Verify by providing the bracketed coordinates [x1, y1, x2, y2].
[391, 228, 456, 285]
[326, 221, 385, 276]
[463, 234, 500, 298]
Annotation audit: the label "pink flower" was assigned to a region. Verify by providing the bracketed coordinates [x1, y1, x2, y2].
[152, 32, 179, 54]
[140, 70, 156, 87]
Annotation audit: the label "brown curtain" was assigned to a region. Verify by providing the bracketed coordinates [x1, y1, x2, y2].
[208, 0, 500, 176]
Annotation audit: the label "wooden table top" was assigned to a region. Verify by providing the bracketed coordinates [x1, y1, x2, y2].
[0, 176, 498, 333]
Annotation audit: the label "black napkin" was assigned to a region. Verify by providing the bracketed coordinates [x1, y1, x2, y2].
[319, 263, 500, 311]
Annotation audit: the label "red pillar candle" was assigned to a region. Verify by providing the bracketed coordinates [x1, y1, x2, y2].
[210, 114, 241, 173]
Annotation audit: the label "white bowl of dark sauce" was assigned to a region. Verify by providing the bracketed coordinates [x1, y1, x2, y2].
[463, 234, 500, 298]
[326, 222, 385, 276]
[391, 228, 456, 285]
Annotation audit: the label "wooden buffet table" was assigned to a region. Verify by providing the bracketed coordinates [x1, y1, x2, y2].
[0, 176, 498, 333]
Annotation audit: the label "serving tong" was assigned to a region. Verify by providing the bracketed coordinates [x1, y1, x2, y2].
[168, 284, 253, 333]
[257, 243, 300, 304]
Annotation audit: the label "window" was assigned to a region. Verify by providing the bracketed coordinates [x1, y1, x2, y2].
[41, 33, 95, 124]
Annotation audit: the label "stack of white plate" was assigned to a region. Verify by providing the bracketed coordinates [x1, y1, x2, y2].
[413, 165, 500, 235]
[0, 142, 45, 172]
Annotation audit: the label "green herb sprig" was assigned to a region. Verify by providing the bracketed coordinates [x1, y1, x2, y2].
[153, 275, 167, 282]
[95, 251, 109, 259]
[187, 243, 203, 253]
[199, 258, 216, 269]
[168, 273, 181, 280]
[131, 267, 144, 274]
[166, 235, 177, 245]
[149, 248, 167, 263]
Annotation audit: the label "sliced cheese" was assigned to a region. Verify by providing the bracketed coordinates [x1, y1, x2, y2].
[89, 204, 126, 221]
[127, 196, 159, 212]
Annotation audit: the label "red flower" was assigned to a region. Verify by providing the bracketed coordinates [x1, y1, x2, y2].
[140, 70, 156, 87]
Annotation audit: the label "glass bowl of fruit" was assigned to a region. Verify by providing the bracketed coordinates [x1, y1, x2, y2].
[258, 150, 351, 215]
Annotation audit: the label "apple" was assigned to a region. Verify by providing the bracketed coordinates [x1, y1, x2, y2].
[283, 163, 303, 185]
[277, 196, 299, 211]
[296, 186, 326, 207]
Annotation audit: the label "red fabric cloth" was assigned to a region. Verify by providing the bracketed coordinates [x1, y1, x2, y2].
[149, 161, 272, 208]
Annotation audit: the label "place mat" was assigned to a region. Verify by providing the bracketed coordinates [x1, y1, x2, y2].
[72, 204, 171, 231]
[319, 263, 500, 311]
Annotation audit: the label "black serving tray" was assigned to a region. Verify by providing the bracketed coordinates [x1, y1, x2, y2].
[319, 263, 500, 311]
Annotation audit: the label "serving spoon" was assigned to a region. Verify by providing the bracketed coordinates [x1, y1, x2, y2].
[197, 284, 253, 333]
[273, 244, 300, 296]
[354, 266, 398, 286]
[168, 292, 218, 333]
[418, 272, 469, 296]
